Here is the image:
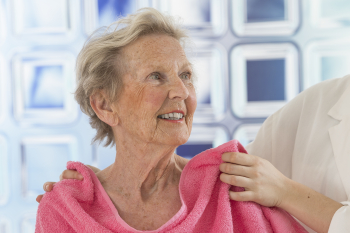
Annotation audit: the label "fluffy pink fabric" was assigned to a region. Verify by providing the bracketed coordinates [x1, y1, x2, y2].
[36, 140, 307, 232]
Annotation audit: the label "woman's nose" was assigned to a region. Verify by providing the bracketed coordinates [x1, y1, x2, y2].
[168, 77, 189, 100]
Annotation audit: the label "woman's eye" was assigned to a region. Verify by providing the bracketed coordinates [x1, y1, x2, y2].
[181, 73, 191, 80]
[150, 73, 161, 80]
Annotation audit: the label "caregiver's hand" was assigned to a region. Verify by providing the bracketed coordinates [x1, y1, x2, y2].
[36, 165, 101, 203]
[219, 152, 289, 207]
[220, 152, 343, 233]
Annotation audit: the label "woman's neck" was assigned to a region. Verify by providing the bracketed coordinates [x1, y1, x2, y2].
[97, 138, 187, 201]
[96, 134, 189, 230]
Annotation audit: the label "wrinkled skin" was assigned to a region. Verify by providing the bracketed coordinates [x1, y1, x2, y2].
[110, 33, 196, 148]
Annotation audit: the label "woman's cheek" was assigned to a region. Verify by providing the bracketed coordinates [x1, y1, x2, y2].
[188, 91, 197, 113]
[144, 90, 167, 106]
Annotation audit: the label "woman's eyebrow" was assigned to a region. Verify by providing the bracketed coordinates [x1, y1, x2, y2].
[180, 61, 193, 70]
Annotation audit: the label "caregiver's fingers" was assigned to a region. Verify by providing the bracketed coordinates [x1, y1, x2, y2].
[36, 181, 56, 203]
[229, 190, 255, 202]
[59, 169, 84, 181]
[36, 195, 43, 203]
[221, 152, 256, 166]
[220, 173, 253, 188]
[219, 162, 252, 178]
[43, 182, 55, 192]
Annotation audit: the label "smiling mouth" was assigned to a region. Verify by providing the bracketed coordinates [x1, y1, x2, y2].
[157, 113, 184, 120]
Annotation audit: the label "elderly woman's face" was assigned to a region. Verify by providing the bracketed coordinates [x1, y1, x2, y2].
[114, 34, 197, 146]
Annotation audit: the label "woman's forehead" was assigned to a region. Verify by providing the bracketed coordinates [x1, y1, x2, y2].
[124, 34, 188, 65]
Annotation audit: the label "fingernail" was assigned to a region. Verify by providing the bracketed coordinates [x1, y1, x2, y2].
[45, 184, 50, 191]
[78, 174, 84, 180]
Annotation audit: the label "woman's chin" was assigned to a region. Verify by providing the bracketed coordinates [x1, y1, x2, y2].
[155, 134, 189, 147]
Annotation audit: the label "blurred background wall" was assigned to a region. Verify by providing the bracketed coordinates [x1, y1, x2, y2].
[0, 0, 350, 232]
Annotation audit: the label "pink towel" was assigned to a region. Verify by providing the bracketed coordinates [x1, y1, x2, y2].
[36, 140, 307, 232]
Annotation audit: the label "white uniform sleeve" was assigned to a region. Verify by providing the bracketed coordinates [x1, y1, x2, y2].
[245, 88, 306, 178]
[245, 77, 350, 232]
[328, 201, 350, 232]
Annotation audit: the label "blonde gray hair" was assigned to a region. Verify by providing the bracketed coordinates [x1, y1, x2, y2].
[75, 7, 189, 147]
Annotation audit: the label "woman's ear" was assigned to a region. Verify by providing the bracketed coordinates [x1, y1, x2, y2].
[90, 90, 119, 126]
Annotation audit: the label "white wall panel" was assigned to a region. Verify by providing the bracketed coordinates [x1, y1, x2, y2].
[304, 38, 350, 89]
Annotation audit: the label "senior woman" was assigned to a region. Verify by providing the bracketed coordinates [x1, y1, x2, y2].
[35, 8, 306, 232]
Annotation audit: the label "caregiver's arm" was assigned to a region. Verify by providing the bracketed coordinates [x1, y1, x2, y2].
[220, 152, 343, 233]
[221, 77, 350, 233]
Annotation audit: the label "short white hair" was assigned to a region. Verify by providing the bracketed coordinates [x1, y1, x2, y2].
[75, 8, 189, 147]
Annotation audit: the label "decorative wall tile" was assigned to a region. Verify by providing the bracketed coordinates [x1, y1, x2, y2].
[154, 0, 227, 37]
[233, 124, 262, 147]
[21, 136, 78, 200]
[232, 0, 299, 36]
[304, 39, 350, 89]
[0, 135, 8, 206]
[12, 0, 72, 35]
[230, 43, 299, 118]
[84, 0, 150, 35]
[12, 50, 77, 125]
[190, 44, 226, 122]
[176, 126, 229, 159]
[310, 0, 350, 28]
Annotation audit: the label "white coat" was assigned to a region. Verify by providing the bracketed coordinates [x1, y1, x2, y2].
[246, 75, 350, 233]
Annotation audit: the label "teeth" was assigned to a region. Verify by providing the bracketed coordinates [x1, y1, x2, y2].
[158, 113, 184, 120]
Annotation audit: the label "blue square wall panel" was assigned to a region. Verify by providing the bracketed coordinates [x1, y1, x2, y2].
[246, 0, 285, 23]
[232, 0, 299, 36]
[12, 51, 77, 125]
[98, 0, 136, 26]
[304, 39, 350, 89]
[231, 43, 299, 118]
[12, 0, 71, 35]
[24, 65, 64, 109]
[246, 59, 285, 101]
[177, 143, 212, 160]
[84, 0, 149, 35]
[21, 136, 78, 201]
[154, 0, 227, 36]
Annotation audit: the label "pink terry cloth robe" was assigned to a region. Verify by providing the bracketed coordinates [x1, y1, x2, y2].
[35, 140, 307, 233]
